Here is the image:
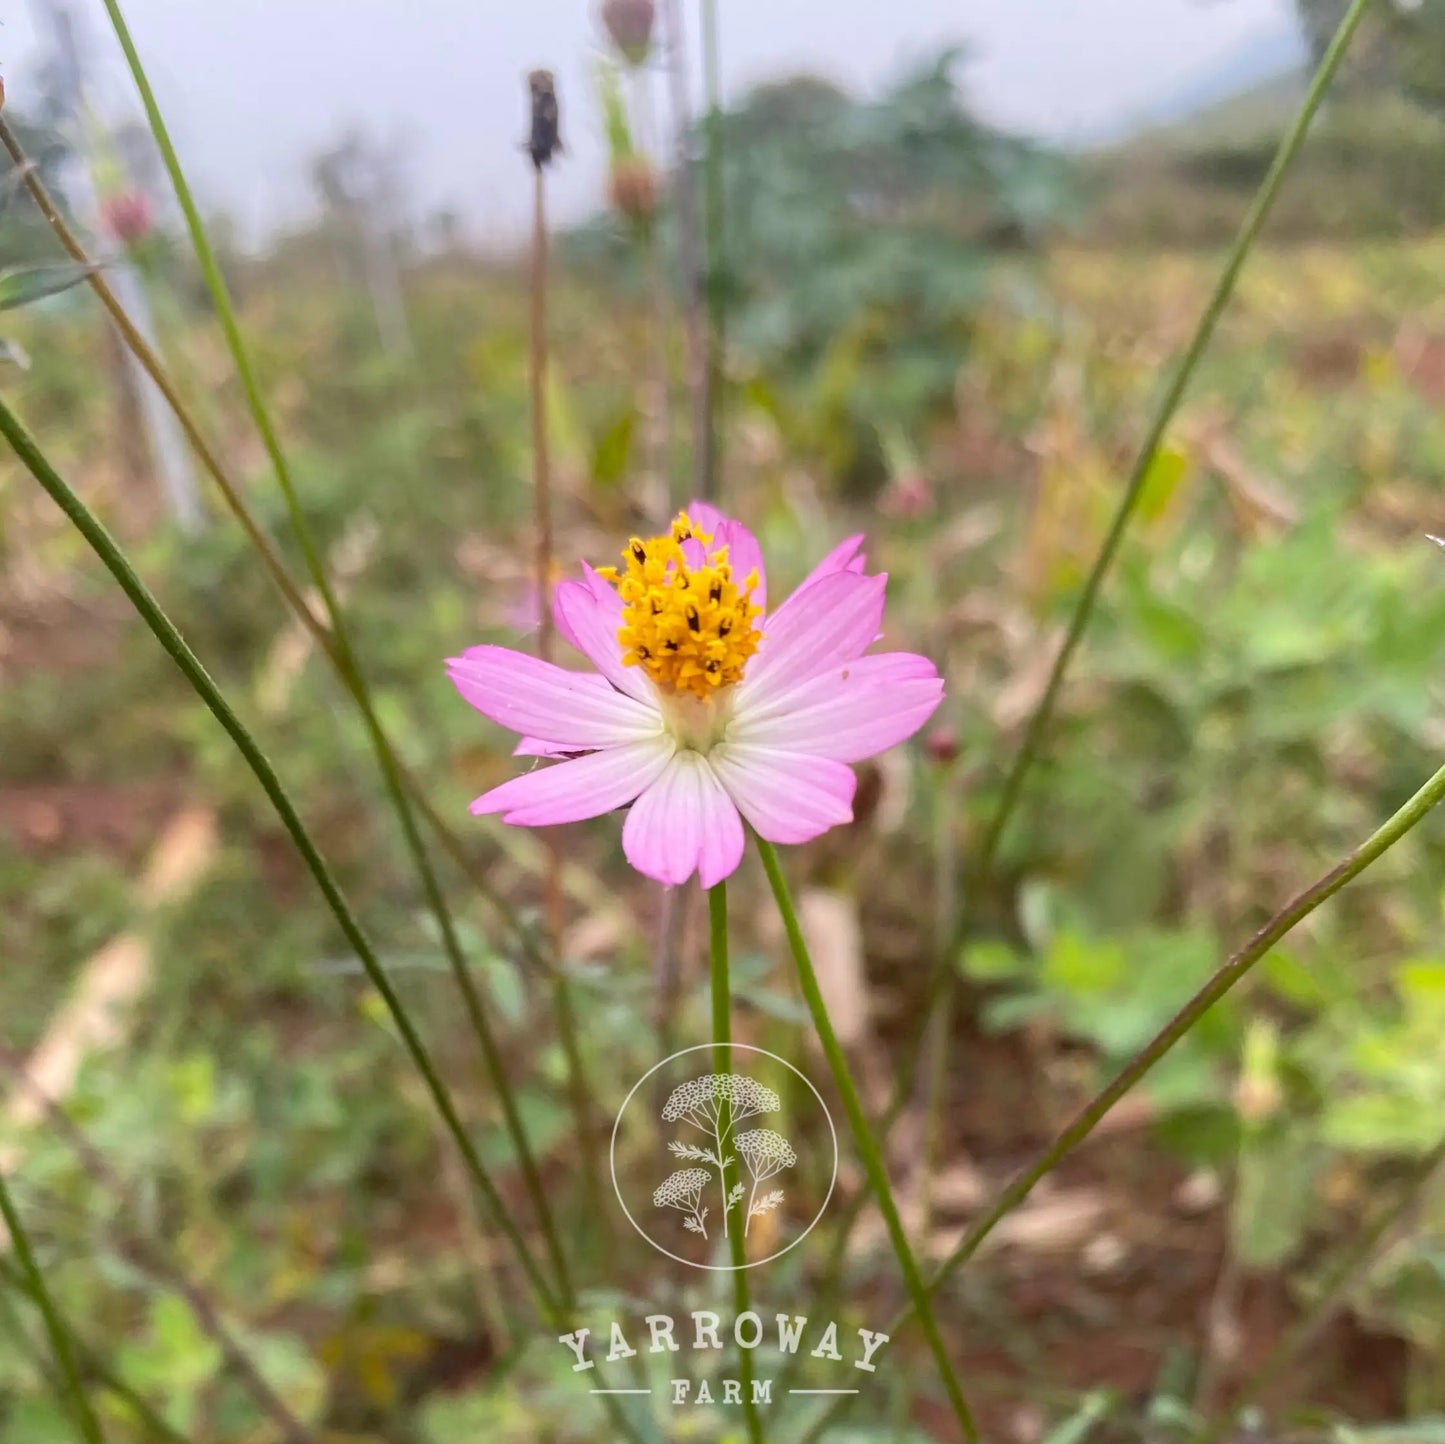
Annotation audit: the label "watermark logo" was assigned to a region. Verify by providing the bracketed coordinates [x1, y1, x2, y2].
[610, 1043, 838, 1271]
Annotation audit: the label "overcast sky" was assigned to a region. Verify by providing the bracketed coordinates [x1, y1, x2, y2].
[4, 0, 1300, 242]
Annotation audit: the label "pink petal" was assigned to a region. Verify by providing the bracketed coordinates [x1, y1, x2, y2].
[551, 582, 582, 652]
[685, 501, 768, 611]
[730, 653, 943, 763]
[740, 570, 887, 701]
[554, 567, 656, 704]
[778, 534, 866, 613]
[622, 751, 745, 887]
[447, 646, 660, 745]
[551, 564, 621, 651]
[470, 736, 675, 825]
[687, 500, 728, 536]
[708, 743, 856, 845]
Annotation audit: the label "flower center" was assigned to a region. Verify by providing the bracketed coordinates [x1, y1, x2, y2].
[597, 511, 763, 703]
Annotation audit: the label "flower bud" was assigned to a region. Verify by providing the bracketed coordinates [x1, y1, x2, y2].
[924, 727, 958, 766]
[608, 154, 658, 224]
[881, 470, 933, 519]
[601, 0, 656, 66]
[99, 190, 153, 248]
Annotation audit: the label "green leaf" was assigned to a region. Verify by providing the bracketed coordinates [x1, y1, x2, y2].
[0, 1398, 76, 1444]
[591, 406, 636, 489]
[1041, 1391, 1116, 1444]
[1233, 1127, 1320, 1267]
[0, 263, 97, 312]
[1334, 1422, 1445, 1444]
[959, 939, 1027, 983]
[1135, 443, 1189, 523]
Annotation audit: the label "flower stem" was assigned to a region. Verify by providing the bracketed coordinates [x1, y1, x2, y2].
[918, 753, 961, 1238]
[755, 839, 979, 1442]
[0, 392, 562, 1327]
[801, 745, 1445, 1442]
[0, 1171, 102, 1443]
[528, 137, 614, 1244]
[100, 0, 578, 1309]
[708, 881, 763, 1444]
[662, 0, 709, 499]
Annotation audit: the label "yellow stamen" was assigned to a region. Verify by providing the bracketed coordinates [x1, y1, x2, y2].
[599, 510, 763, 700]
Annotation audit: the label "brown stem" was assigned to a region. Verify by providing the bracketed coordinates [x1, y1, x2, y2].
[662, 0, 708, 499]
[528, 149, 609, 1237]
[632, 67, 677, 518]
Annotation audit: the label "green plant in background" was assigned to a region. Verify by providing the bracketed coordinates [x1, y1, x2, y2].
[571, 47, 1078, 495]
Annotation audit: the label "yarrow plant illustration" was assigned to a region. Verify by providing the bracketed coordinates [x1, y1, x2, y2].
[446, 501, 945, 886]
[735, 1128, 797, 1237]
[659, 1072, 786, 1241]
[653, 1167, 712, 1238]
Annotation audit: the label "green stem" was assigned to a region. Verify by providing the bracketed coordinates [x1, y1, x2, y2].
[918, 757, 961, 1237]
[0, 1172, 102, 1443]
[1198, 1132, 1445, 1444]
[701, 0, 723, 501]
[0, 392, 561, 1326]
[709, 882, 763, 1444]
[974, 0, 1375, 881]
[0, 1256, 191, 1444]
[100, 0, 576, 1308]
[801, 746, 1445, 1442]
[755, 838, 978, 1442]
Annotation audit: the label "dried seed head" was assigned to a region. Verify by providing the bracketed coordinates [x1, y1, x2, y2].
[526, 69, 562, 170]
[608, 154, 659, 225]
[601, 0, 656, 66]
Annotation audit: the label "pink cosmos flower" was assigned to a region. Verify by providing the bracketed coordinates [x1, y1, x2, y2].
[447, 503, 943, 888]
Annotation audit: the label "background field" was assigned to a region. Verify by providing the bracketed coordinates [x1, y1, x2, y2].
[5, 3, 1445, 1440]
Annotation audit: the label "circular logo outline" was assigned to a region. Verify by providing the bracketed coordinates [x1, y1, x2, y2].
[609, 1042, 838, 1272]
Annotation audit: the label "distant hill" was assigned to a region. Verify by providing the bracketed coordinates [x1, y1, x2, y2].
[1095, 22, 1307, 149]
[1079, 15, 1445, 249]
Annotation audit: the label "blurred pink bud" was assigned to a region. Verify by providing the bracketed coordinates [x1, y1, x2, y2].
[924, 727, 958, 766]
[881, 470, 933, 519]
[100, 190, 153, 247]
[601, 0, 656, 65]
